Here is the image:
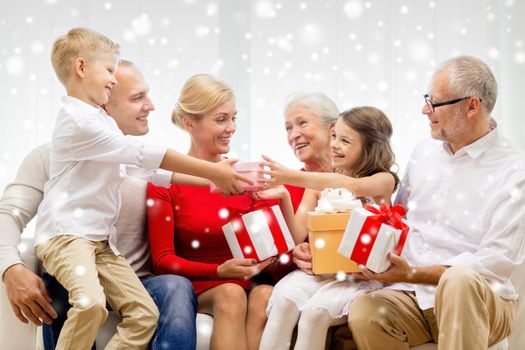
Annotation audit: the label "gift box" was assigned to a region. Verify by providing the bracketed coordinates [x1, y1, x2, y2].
[338, 204, 410, 273]
[307, 211, 361, 275]
[222, 204, 295, 262]
[211, 161, 266, 193]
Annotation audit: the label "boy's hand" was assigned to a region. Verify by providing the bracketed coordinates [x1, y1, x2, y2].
[259, 155, 293, 187]
[213, 159, 254, 196]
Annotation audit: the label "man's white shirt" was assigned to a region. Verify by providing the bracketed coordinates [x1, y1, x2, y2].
[391, 122, 525, 309]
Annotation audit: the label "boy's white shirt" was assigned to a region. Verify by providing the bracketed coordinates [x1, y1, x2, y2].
[34, 96, 168, 254]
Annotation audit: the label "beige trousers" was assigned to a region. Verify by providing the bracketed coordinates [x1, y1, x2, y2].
[347, 266, 516, 350]
[36, 235, 159, 350]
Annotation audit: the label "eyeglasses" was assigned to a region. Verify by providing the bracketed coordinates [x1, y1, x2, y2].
[423, 94, 479, 112]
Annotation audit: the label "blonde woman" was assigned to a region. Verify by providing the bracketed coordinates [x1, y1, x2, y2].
[147, 74, 272, 350]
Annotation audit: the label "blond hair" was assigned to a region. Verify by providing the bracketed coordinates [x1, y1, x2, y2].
[172, 74, 235, 130]
[51, 27, 119, 85]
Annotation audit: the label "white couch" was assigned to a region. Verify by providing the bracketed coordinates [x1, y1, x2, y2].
[2, 234, 522, 350]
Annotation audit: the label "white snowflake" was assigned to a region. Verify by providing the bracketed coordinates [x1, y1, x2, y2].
[299, 23, 322, 46]
[5, 56, 24, 75]
[18, 242, 27, 253]
[377, 81, 388, 92]
[195, 25, 210, 37]
[73, 208, 84, 218]
[314, 238, 326, 249]
[344, 0, 364, 20]
[131, 14, 151, 36]
[123, 29, 136, 43]
[254, 0, 276, 19]
[78, 295, 91, 307]
[279, 254, 290, 264]
[75, 265, 86, 276]
[218, 208, 229, 219]
[407, 40, 432, 63]
[335, 271, 346, 281]
[515, 51, 525, 64]
[360, 233, 371, 245]
[206, 3, 218, 16]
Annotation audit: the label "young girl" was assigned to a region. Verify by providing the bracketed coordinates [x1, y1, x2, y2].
[256, 106, 400, 350]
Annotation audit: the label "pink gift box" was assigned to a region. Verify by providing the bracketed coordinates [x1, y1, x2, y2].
[210, 161, 265, 193]
[222, 205, 295, 262]
[338, 205, 410, 273]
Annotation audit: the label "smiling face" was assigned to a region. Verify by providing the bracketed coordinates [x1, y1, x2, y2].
[187, 99, 237, 158]
[423, 69, 469, 144]
[285, 103, 332, 165]
[330, 118, 364, 174]
[105, 63, 155, 136]
[81, 53, 118, 107]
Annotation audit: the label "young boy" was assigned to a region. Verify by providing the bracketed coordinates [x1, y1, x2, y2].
[36, 28, 250, 350]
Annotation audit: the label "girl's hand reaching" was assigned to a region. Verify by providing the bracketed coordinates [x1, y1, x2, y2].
[259, 155, 295, 187]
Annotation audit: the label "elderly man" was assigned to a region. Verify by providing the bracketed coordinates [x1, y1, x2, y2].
[0, 60, 198, 350]
[345, 56, 525, 349]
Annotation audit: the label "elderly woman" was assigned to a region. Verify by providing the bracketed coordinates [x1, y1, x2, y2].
[252, 92, 340, 347]
[146, 74, 274, 350]
[281, 92, 340, 210]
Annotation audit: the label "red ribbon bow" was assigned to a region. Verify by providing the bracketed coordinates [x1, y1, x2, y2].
[363, 204, 406, 230]
[350, 204, 409, 265]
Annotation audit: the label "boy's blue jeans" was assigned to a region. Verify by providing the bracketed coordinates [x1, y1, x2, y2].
[42, 273, 197, 350]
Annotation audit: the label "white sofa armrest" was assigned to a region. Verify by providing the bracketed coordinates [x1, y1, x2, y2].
[0, 235, 39, 350]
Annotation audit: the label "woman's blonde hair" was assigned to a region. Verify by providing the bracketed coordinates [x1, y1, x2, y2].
[172, 74, 235, 130]
[51, 27, 119, 85]
[339, 106, 400, 190]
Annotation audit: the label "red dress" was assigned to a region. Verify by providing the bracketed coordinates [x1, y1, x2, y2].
[147, 171, 307, 294]
[147, 183, 274, 295]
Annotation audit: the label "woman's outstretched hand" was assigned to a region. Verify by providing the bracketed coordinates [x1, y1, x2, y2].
[252, 185, 289, 201]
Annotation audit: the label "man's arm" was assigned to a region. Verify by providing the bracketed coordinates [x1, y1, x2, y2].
[0, 144, 57, 325]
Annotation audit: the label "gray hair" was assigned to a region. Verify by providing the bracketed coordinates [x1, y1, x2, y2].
[284, 92, 339, 125]
[437, 55, 498, 114]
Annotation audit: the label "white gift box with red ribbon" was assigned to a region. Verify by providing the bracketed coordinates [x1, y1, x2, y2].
[222, 205, 295, 262]
[338, 204, 410, 273]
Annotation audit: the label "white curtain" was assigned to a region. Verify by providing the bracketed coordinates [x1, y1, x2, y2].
[1, 0, 524, 190]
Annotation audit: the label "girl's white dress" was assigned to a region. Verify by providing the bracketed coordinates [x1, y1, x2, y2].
[267, 269, 382, 319]
[267, 190, 382, 319]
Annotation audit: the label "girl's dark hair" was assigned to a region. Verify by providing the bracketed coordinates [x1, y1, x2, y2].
[339, 106, 400, 191]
